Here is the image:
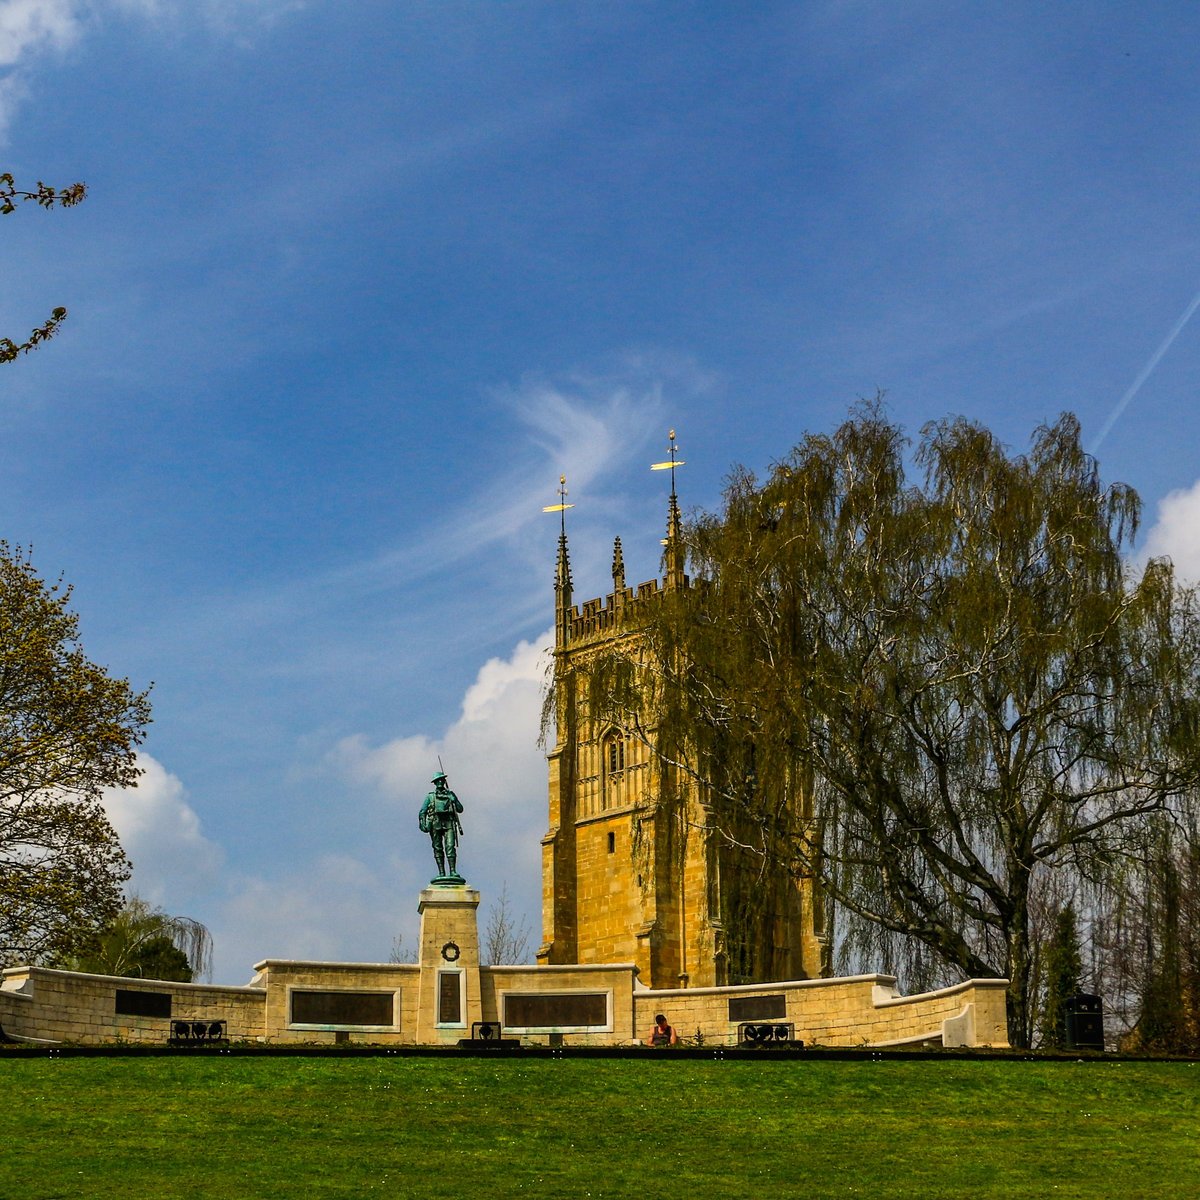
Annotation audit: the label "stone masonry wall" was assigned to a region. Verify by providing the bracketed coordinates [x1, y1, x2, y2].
[255, 960, 421, 1045]
[1, 967, 266, 1045]
[634, 975, 1010, 1048]
[571, 810, 641, 966]
[483, 963, 639, 1044]
[2, 960, 1007, 1049]
[0, 977, 35, 1039]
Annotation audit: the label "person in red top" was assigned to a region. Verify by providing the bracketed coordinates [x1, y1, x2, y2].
[645, 1012, 677, 1046]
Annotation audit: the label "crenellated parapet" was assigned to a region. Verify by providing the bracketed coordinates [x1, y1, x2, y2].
[563, 574, 686, 644]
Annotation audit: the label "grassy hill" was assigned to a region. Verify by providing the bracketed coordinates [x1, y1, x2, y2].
[3, 1054, 1197, 1197]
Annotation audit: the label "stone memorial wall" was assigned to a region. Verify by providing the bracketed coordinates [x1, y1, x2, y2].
[0, 885, 1009, 1048]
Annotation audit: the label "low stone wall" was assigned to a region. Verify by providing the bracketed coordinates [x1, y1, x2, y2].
[1, 967, 266, 1044]
[483, 963, 639, 1044]
[2, 961, 1008, 1047]
[869, 978, 1009, 1048]
[0, 975, 36, 1040]
[253, 960, 421, 1044]
[634, 975, 1010, 1048]
[247, 961, 640, 1045]
[4, 926, 1008, 1051]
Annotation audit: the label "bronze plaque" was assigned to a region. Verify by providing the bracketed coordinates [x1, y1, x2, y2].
[438, 971, 462, 1024]
[115, 989, 172, 1018]
[728, 994, 786, 1022]
[503, 992, 607, 1030]
[290, 990, 394, 1027]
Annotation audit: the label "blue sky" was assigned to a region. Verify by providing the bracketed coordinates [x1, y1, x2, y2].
[3, 1, 1200, 982]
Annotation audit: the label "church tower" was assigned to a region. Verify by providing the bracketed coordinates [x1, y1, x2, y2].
[538, 439, 827, 989]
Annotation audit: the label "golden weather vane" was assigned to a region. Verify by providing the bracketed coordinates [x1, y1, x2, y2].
[652, 429, 686, 546]
[542, 473, 575, 536]
[650, 428, 685, 486]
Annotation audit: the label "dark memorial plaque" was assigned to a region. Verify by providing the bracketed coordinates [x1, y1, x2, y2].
[728, 994, 786, 1023]
[115, 988, 172, 1019]
[438, 971, 462, 1024]
[503, 992, 607, 1030]
[290, 990, 394, 1027]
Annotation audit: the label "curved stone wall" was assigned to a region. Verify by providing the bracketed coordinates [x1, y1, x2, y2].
[4, 961, 1008, 1048]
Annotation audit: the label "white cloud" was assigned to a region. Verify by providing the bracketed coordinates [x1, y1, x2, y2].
[0, 0, 78, 133]
[0, 0, 80, 68]
[1142, 478, 1200, 584]
[100, 751, 225, 908]
[198, 632, 552, 983]
[332, 631, 551, 863]
[0, 0, 305, 137]
[214, 854, 410, 983]
[0, 1, 94, 137]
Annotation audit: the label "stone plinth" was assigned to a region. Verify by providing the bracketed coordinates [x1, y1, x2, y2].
[416, 885, 482, 1044]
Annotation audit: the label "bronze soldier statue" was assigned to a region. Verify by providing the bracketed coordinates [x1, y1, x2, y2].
[418, 769, 464, 883]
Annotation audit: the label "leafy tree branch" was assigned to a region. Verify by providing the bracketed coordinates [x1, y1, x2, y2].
[1, 172, 87, 365]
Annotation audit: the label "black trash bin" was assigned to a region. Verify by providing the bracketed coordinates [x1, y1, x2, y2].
[1065, 993, 1105, 1051]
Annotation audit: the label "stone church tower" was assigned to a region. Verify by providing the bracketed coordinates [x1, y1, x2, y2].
[537, 464, 827, 989]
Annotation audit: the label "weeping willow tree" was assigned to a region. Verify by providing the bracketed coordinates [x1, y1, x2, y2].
[577, 403, 1200, 1047]
[60, 896, 214, 983]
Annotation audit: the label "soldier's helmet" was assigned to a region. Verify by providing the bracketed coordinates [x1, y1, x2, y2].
[432, 770, 448, 783]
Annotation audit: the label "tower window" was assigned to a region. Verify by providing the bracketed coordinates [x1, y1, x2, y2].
[607, 831, 616, 854]
[601, 731, 625, 810]
[607, 734, 625, 774]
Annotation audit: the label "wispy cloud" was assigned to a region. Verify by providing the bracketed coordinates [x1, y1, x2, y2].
[216, 854, 405, 980]
[355, 352, 708, 572]
[126, 358, 681, 666]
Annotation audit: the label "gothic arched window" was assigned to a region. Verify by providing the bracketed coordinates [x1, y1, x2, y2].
[602, 730, 625, 808]
[606, 732, 625, 774]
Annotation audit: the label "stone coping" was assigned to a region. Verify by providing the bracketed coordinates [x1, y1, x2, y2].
[872, 978, 1009, 1008]
[7, 962, 1009, 1006]
[3, 966, 265, 995]
[645, 974, 1009, 1003]
[417, 886, 480, 904]
[252, 959, 420, 972]
[250, 959, 635, 975]
[1, 1030, 60, 1045]
[645, 973, 898, 999]
[486, 962, 638, 974]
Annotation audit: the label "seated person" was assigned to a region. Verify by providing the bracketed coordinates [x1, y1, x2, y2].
[645, 1012, 677, 1047]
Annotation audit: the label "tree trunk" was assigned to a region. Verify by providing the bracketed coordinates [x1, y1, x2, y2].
[1004, 889, 1033, 1049]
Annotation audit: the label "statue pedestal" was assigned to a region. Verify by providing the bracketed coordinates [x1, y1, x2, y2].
[416, 885, 482, 1044]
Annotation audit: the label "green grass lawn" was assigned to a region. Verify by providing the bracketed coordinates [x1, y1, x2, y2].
[2, 1054, 1196, 1198]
